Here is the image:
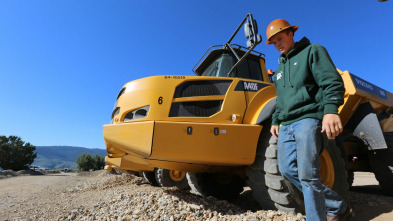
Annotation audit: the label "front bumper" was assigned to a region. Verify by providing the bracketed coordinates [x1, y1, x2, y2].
[103, 121, 262, 169]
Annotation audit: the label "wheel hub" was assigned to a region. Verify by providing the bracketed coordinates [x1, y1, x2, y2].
[319, 149, 335, 189]
[169, 170, 186, 181]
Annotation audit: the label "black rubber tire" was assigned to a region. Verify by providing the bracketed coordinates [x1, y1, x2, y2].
[347, 171, 354, 187]
[142, 171, 159, 186]
[186, 172, 245, 200]
[368, 148, 393, 196]
[246, 125, 349, 214]
[155, 168, 189, 190]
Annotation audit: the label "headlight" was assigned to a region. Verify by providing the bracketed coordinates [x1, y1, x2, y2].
[124, 106, 150, 122]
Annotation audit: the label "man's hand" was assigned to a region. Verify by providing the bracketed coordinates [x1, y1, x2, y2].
[270, 125, 279, 139]
[321, 114, 343, 139]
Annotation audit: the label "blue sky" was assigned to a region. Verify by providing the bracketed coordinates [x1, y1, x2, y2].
[0, 0, 392, 149]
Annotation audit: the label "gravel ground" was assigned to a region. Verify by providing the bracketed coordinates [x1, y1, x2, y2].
[1, 171, 392, 221]
[58, 172, 306, 221]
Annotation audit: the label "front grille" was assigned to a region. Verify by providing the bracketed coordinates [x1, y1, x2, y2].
[174, 80, 232, 98]
[169, 100, 223, 117]
[170, 80, 232, 117]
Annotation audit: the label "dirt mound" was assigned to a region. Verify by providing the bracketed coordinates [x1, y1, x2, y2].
[0, 170, 17, 179]
[60, 184, 306, 221]
[81, 172, 146, 191]
[0, 169, 44, 179]
[41, 170, 61, 175]
[16, 170, 44, 176]
[77, 170, 109, 177]
[66, 171, 146, 193]
[59, 171, 307, 220]
[95, 173, 146, 189]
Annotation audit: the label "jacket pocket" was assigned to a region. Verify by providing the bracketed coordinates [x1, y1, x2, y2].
[294, 87, 311, 103]
[299, 87, 311, 102]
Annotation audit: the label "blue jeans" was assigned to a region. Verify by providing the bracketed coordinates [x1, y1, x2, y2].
[277, 118, 347, 220]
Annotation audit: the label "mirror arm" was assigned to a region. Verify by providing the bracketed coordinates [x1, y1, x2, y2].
[227, 42, 258, 77]
[193, 13, 261, 78]
[192, 45, 223, 75]
[226, 13, 251, 44]
[225, 43, 241, 61]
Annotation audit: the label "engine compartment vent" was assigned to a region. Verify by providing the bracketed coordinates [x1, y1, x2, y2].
[170, 80, 231, 117]
[169, 100, 223, 117]
[173, 80, 232, 98]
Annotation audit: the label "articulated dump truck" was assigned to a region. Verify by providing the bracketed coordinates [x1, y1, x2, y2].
[103, 14, 393, 213]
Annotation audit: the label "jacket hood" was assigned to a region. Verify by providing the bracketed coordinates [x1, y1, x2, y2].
[277, 37, 311, 88]
[279, 37, 310, 64]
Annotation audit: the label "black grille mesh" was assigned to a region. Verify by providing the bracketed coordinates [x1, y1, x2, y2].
[170, 80, 231, 117]
[174, 80, 232, 98]
[169, 100, 223, 117]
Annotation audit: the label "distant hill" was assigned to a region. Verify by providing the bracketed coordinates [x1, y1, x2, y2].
[33, 146, 107, 169]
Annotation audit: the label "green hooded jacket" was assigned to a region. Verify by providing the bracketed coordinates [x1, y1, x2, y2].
[272, 37, 345, 126]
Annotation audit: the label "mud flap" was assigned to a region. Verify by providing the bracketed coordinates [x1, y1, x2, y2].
[345, 102, 388, 150]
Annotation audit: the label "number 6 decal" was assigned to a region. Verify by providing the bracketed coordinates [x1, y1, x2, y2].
[158, 96, 163, 105]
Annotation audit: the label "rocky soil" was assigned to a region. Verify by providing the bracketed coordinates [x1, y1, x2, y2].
[0, 169, 45, 178]
[0, 170, 392, 221]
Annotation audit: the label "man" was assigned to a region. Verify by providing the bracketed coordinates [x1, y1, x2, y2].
[266, 19, 350, 221]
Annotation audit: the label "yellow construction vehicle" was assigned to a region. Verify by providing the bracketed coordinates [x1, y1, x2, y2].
[103, 14, 393, 213]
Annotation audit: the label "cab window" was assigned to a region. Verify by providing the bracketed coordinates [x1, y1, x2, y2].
[232, 57, 263, 81]
[201, 52, 263, 81]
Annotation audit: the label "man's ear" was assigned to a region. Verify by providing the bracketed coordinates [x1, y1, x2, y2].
[288, 30, 294, 38]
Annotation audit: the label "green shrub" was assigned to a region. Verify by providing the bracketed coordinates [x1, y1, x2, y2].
[76, 153, 105, 171]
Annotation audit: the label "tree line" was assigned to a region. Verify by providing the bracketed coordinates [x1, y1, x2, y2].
[0, 135, 105, 171]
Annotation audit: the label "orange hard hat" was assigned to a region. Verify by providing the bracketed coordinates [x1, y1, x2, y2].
[266, 19, 298, 44]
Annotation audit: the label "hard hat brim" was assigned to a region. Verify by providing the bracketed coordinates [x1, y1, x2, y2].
[266, 25, 298, 45]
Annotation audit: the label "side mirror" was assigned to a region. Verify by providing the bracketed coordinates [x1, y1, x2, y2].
[247, 35, 262, 49]
[224, 13, 263, 76]
[244, 19, 258, 38]
[244, 18, 261, 49]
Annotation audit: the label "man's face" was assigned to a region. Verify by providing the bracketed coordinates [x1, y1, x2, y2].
[270, 31, 295, 55]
